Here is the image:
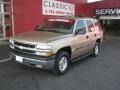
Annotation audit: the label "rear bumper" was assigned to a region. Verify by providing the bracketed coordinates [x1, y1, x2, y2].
[9, 49, 56, 70]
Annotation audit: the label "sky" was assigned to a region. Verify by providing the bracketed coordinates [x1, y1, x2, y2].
[88, 0, 102, 3]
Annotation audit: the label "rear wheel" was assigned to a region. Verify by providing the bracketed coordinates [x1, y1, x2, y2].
[91, 42, 100, 57]
[52, 51, 70, 75]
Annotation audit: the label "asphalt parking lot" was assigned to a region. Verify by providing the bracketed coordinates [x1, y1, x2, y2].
[0, 38, 120, 90]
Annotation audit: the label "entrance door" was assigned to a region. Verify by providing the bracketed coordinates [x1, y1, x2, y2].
[99, 16, 120, 37]
[100, 19, 120, 37]
[0, 0, 11, 40]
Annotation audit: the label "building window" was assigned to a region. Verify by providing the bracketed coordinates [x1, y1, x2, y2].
[0, 0, 11, 39]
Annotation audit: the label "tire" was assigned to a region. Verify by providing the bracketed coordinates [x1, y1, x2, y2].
[91, 42, 100, 57]
[52, 51, 70, 75]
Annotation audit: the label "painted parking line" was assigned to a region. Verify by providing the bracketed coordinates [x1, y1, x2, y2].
[0, 58, 11, 63]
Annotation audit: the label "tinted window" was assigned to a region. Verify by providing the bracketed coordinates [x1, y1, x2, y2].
[75, 20, 86, 34]
[86, 20, 95, 32]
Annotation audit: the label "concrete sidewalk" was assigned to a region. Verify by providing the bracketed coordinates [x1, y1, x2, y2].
[0, 40, 9, 46]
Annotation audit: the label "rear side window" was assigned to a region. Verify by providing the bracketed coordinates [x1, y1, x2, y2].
[93, 19, 102, 31]
[86, 20, 95, 32]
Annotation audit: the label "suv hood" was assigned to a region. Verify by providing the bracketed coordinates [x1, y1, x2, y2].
[12, 31, 72, 44]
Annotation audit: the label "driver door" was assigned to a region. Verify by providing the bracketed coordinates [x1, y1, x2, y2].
[71, 20, 90, 60]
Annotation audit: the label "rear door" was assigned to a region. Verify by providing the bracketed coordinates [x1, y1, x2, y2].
[85, 19, 96, 51]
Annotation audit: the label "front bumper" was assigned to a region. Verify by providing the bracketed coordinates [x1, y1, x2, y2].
[9, 49, 56, 70]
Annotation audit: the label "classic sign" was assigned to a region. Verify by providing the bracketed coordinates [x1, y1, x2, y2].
[95, 8, 120, 15]
[42, 0, 75, 16]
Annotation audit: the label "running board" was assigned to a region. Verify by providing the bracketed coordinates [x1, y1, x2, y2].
[71, 51, 93, 62]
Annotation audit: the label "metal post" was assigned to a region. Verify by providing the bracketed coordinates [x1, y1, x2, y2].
[11, 0, 15, 36]
[1, 3, 6, 38]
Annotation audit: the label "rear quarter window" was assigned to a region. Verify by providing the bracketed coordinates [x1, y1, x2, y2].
[86, 20, 95, 32]
[93, 19, 103, 31]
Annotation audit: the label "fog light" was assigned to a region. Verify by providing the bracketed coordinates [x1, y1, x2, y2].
[35, 51, 52, 57]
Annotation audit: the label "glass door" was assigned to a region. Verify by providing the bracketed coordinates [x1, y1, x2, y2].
[0, 0, 11, 39]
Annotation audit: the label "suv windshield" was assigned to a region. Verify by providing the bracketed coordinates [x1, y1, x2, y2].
[36, 19, 75, 34]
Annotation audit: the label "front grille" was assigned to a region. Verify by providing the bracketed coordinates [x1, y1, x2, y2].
[13, 41, 36, 55]
[14, 47, 35, 54]
[14, 41, 35, 48]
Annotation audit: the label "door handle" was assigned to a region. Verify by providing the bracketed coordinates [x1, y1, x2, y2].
[86, 36, 89, 39]
[94, 34, 97, 37]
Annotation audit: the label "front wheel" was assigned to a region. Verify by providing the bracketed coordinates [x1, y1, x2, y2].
[91, 42, 100, 57]
[52, 51, 70, 75]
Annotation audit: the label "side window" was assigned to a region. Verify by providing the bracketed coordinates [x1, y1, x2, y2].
[75, 20, 86, 35]
[93, 19, 102, 31]
[86, 20, 95, 32]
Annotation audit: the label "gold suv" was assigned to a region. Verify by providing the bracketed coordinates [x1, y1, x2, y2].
[9, 17, 103, 75]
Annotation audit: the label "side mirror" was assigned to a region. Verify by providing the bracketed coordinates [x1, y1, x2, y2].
[34, 25, 38, 30]
[75, 29, 86, 35]
[35, 25, 42, 31]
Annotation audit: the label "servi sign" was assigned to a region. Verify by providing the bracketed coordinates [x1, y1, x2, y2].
[95, 8, 120, 16]
[42, 0, 75, 16]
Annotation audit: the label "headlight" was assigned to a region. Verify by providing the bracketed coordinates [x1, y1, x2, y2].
[9, 45, 15, 49]
[9, 39, 14, 44]
[35, 51, 52, 56]
[35, 45, 52, 56]
[36, 45, 52, 50]
[9, 39, 15, 49]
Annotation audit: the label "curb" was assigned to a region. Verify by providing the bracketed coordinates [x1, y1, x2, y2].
[0, 40, 9, 46]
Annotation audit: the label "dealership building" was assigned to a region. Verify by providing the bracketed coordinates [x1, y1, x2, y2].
[0, 0, 120, 40]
